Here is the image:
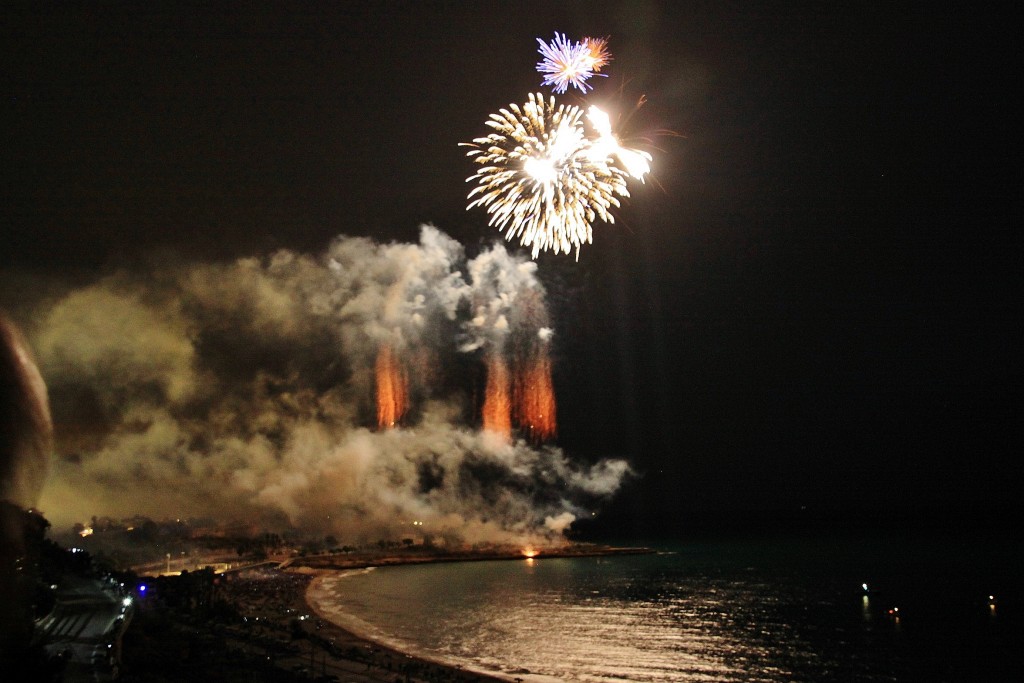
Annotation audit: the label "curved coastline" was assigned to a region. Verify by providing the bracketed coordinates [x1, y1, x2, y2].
[303, 569, 513, 682]
[297, 546, 652, 682]
[296, 548, 651, 679]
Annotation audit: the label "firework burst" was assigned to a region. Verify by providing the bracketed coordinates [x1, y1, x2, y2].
[582, 36, 612, 72]
[463, 93, 629, 259]
[536, 32, 607, 94]
[585, 105, 652, 182]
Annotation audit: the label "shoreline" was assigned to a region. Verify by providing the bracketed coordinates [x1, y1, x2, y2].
[294, 545, 655, 682]
[289, 543, 654, 571]
[303, 571, 511, 682]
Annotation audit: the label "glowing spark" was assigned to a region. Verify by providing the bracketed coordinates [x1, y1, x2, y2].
[536, 32, 603, 94]
[463, 93, 629, 259]
[586, 105, 652, 182]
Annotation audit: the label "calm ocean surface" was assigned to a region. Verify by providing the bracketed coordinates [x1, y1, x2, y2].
[308, 533, 1019, 682]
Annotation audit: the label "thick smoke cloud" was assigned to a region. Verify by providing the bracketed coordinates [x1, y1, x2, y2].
[28, 226, 629, 544]
[460, 244, 543, 354]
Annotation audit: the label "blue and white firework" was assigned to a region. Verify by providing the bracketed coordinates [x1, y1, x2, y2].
[461, 33, 653, 258]
[536, 32, 601, 94]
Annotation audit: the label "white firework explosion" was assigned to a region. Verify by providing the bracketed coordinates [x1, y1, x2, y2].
[462, 93, 629, 259]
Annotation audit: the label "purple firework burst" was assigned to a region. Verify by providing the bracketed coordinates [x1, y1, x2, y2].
[536, 32, 599, 94]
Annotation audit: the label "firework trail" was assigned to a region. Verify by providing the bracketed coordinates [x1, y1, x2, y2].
[464, 93, 629, 259]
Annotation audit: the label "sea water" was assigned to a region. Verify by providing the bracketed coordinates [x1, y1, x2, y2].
[308, 533, 1019, 681]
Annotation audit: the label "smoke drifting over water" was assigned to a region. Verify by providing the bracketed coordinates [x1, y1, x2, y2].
[27, 226, 629, 543]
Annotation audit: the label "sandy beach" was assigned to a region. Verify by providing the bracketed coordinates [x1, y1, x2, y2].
[285, 545, 652, 681]
[122, 546, 650, 681]
[301, 571, 509, 683]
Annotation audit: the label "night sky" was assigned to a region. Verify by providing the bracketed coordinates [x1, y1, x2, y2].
[2, 3, 1019, 536]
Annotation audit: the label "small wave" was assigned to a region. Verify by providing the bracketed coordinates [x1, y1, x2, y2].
[334, 565, 377, 579]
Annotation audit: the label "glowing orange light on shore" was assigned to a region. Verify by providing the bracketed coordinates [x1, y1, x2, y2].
[375, 344, 408, 429]
[522, 548, 538, 559]
[482, 353, 512, 439]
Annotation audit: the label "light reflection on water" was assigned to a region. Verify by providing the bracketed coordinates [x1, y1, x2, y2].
[309, 538, 1017, 682]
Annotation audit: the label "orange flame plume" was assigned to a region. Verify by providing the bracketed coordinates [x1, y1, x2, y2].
[514, 352, 557, 442]
[482, 353, 512, 439]
[375, 344, 407, 429]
